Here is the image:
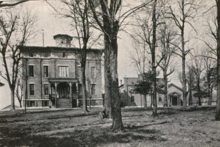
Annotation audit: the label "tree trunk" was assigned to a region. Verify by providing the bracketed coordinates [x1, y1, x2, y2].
[152, 0, 157, 116]
[110, 29, 124, 132]
[216, 0, 220, 120]
[208, 73, 212, 105]
[150, 93, 153, 108]
[18, 100, 22, 107]
[181, 28, 187, 108]
[11, 89, 15, 110]
[163, 69, 168, 107]
[103, 28, 123, 131]
[143, 94, 147, 108]
[81, 49, 89, 113]
[196, 77, 201, 106]
[189, 86, 192, 106]
[152, 66, 157, 116]
[81, 67, 89, 113]
[104, 36, 112, 118]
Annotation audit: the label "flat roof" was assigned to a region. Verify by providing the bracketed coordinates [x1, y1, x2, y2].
[18, 46, 104, 54]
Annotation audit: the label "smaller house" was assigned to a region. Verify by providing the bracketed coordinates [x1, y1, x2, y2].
[168, 83, 184, 106]
[119, 77, 165, 107]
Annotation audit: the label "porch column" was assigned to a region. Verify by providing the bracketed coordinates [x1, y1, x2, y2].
[170, 96, 172, 107]
[50, 83, 52, 107]
[168, 95, 170, 107]
[69, 82, 72, 107]
[76, 83, 79, 107]
[55, 82, 58, 108]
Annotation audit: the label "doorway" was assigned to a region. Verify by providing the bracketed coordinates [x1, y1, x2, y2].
[172, 96, 178, 106]
[57, 82, 70, 98]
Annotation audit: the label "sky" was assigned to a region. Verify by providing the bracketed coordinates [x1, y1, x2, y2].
[0, 0, 216, 109]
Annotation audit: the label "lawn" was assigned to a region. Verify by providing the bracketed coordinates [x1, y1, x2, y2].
[0, 107, 220, 147]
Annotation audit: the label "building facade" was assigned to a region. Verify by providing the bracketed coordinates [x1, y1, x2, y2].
[120, 77, 191, 107]
[19, 34, 103, 108]
[120, 77, 164, 107]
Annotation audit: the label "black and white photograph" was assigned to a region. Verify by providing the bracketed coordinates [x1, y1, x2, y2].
[0, 0, 220, 146]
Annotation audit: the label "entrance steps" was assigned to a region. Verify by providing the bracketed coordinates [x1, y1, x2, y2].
[57, 98, 72, 108]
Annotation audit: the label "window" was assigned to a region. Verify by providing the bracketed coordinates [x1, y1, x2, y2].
[43, 66, 49, 77]
[29, 84, 35, 95]
[27, 101, 35, 107]
[42, 100, 48, 107]
[29, 65, 34, 77]
[91, 67, 96, 79]
[44, 84, 49, 95]
[78, 84, 82, 95]
[63, 52, 66, 57]
[91, 84, 95, 95]
[159, 97, 162, 102]
[58, 66, 69, 77]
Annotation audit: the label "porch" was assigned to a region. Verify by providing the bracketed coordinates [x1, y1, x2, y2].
[49, 78, 79, 108]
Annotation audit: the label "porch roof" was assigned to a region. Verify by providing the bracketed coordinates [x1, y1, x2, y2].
[169, 92, 181, 96]
[48, 78, 78, 83]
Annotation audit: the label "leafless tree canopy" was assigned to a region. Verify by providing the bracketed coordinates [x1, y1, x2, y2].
[0, 7, 37, 110]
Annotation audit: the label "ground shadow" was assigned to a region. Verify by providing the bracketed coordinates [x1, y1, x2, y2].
[0, 123, 168, 147]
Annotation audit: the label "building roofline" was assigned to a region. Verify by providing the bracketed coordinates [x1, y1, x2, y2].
[168, 83, 182, 91]
[53, 34, 73, 40]
[18, 46, 104, 54]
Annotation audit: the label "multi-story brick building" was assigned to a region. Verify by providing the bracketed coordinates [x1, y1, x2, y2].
[19, 34, 103, 108]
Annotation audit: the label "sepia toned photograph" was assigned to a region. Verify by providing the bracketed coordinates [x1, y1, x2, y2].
[0, 0, 220, 146]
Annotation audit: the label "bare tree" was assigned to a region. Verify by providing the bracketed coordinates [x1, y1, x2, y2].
[130, 38, 151, 108]
[15, 78, 23, 107]
[62, 0, 96, 113]
[130, 38, 150, 76]
[186, 65, 195, 105]
[158, 21, 176, 107]
[191, 54, 204, 106]
[89, 0, 152, 131]
[0, 8, 37, 110]
[0, 0, 31, 8]
[166, 0, 202, 108]
[215, 0, 220, 120]
[201, 50, 216, 105]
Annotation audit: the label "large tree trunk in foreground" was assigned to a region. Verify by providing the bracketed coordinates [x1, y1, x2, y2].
[104, 44, 112, 118]
[104, 31, 124, 131]
[216, 0, 220, 120]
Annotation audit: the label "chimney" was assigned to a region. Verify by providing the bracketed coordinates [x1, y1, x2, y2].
[53, 34, 73, 47]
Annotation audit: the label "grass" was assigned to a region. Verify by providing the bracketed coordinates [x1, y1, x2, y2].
[0, 106, 220, 147]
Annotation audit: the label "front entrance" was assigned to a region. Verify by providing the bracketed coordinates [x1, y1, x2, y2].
[56, 82, 78, 108]
[57, 82, 70, 98]
[172, 96, 178, 106]
[169, 92, 181, 106]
